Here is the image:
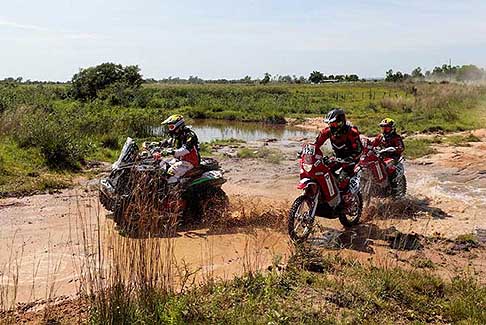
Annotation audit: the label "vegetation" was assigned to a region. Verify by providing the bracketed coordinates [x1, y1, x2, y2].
[1, 62, 485, 195]
[403, 138, 438, 159]
[0, 138, 71, 197]
[70, 63, 143, 101]
[82, 243, 486, 324]
[309, 71, 361, 83]
[237, 147, 283, 164]
[385, 63, 486, 83]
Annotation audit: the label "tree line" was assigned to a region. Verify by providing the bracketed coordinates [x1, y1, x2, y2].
[385, 64, 486, 82]
[2, 62, 485, 89]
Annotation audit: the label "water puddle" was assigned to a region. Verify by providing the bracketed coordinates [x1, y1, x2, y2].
[152, 119, 317, 142]
[407, 164, 486, 208]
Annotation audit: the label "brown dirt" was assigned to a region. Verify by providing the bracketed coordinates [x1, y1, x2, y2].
[1, 133, 485, 318]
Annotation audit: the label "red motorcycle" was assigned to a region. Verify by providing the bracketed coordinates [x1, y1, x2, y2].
[357, 138, 406, 206]
[288, 143, 363, 243]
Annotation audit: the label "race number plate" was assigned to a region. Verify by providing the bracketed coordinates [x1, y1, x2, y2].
[302, 144, 316, 156]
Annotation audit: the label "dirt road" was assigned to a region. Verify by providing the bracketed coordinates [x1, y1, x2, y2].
[1, 133, 485, 309]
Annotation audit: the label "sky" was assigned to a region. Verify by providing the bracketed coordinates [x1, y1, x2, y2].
[1, 0, 486, 81]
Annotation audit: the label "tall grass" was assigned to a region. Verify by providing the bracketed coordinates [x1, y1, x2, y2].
[74, 187, 288, 324]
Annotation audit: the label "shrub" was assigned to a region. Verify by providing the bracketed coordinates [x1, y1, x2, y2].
[70, 63, 143, 101]
[100, 134, 120, 150]
[13, 110, 90, 170]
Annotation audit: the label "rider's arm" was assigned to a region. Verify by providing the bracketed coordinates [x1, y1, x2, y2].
[314, 128, 330, 149]
[393, 136, 405, 156]
[174, 132, 198, 158]
[371, 134, 382, 147]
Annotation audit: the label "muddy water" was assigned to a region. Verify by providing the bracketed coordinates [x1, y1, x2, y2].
[153, 119, 317, 142]
[0, 188, 290, 306]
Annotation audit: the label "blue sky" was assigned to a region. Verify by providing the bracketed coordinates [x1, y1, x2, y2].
[1, 0, 485, 81]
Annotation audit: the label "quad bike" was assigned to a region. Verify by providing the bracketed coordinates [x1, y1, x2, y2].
[356, 138, 406, 206]
[288, 143, 363, 243]
[99, 138, 227, 233]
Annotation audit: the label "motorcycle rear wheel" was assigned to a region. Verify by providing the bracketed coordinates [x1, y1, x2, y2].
[288, 195, 315, 243]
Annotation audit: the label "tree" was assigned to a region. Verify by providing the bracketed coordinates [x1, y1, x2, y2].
[241, 75, 252, 83]
[70, 62, 143, 101]
[279, 75, 293, 83]
[385, 69, 405, 82]
[411, 67, 424, 79]
[345, 74, 359, 82]
[309, 71, 324, 84]
[261, 73, 271, 85]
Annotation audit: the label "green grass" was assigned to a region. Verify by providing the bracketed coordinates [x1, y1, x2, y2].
[199, 138, 246, 156]
[86, 247, 486, 324]
[403, 138, 438, 159]
[0, 138, 71, 196]
[443, 133, 481, 146]
[455, 233, 480, 246]
[1, 82, 485, 194]
[237, 146, 283, 164]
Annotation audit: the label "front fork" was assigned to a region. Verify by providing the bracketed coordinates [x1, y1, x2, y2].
[303, 185, 320, 223]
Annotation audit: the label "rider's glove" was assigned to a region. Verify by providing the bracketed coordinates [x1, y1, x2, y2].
[152, 152, 162, 161]
[322, 156, 336, 165]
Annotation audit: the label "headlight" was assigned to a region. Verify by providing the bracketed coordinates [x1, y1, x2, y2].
[303, 163, 313, 172]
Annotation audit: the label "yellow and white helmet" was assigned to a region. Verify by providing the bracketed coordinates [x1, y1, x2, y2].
[379, 117, 396, 134]
[162, 114, 185, 134]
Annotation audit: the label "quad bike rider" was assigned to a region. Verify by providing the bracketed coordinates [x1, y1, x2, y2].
[370, 117, 406, 197]
[314, 108, 363, 195]
[159, 114, 201, 186]
[99, 115, 227, 234]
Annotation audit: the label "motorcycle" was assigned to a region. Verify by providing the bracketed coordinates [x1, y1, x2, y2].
[288, 143, 363, 243]
[357, 138, 406, 206]
[99, 137, 228, 233]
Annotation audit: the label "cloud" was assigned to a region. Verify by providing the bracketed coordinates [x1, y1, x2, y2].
[0, 18, 49, 32]
[0, 17, 101, 41]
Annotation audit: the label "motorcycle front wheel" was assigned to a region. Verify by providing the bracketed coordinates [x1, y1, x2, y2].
[339, 192, 362, 228]
[288, 195, 315, 243]
[392, 175, 407, 199]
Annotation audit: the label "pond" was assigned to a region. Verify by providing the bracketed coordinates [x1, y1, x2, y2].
[152, 119, 318, 143]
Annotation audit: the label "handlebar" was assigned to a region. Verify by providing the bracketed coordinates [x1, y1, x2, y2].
[322, 156, 352, 165]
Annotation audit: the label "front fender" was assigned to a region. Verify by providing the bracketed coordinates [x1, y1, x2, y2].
[297, 178, 317, 190]
[349, 173, 361, 194]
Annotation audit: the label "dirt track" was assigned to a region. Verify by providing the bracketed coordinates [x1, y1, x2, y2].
[1, 132, 485, 309]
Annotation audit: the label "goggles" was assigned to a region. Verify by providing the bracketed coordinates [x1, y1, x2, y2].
[329, 121, 340, 128]
[168, 124, 177, 131]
